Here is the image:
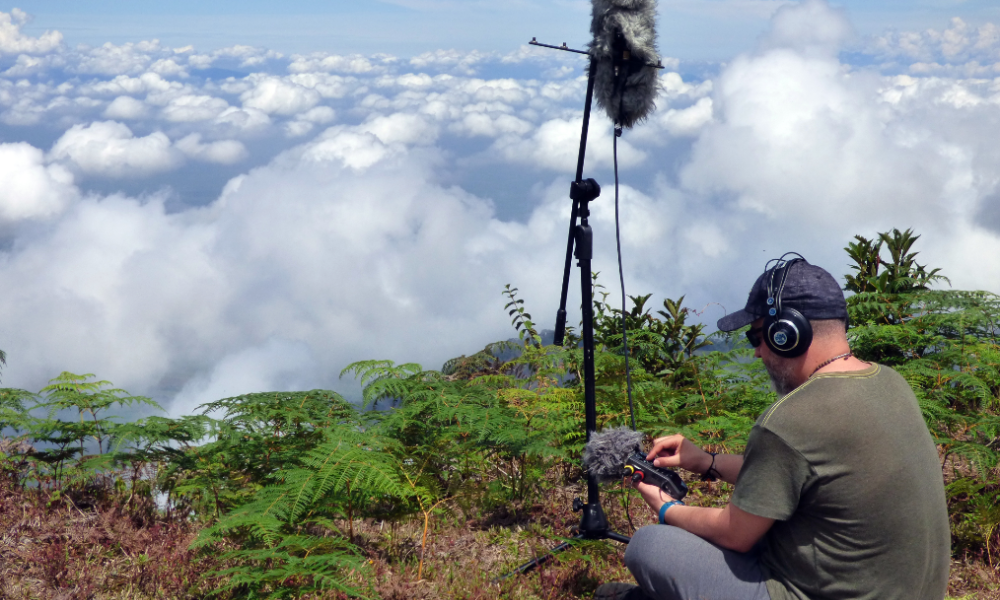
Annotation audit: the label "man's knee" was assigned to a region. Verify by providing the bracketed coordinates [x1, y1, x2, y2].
[623, 525, 770, 600]
[624, 525, 686, 575]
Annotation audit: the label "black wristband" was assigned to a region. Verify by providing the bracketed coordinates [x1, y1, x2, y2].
[701, 452, 720, 482]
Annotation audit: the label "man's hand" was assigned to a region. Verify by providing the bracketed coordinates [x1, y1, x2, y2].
[634, 479, 672, 513]
[646, 434, 712, 475]
[632, 477, 774, 553]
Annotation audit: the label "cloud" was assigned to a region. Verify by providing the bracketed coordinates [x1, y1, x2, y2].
[103, 96, 148, 120]
[175, 134, 248, 164]
[1, 1, 1000, 417]
[74, 40, 166, 75]
[284, 106, 336, 137]
[360, 113, 439, 146]
[0, 193, 225, 393]
[169, 338, 319, 419]
[681, 45, 922, 226]
[240, 75, 322, 115]
[868, 17, 1000, 71]
[660, 2, 1000, 304]
[449, 112, 533, 137]
[410, 49, 498, 76]
[661, 0, 793, 20]
[161, 94, 230, 122]
[0, 142, 76, 221]
[287, 73, 360, 99]
[301, 128, 401, 170]
[193, 44, 284, 69]
[288, 53, 396, 74]
[149, 58, 188, 78]
[3, 53, 66, 76]
[0, 8, 62, 55]
[492, 116, 647, 171]
[81, 73, 175, 97]
[0, 135, 544, 403]
[299, 106, 336, 124]
[758, 0, 853, 57]
[213, 106, 272, 133]
[658, 96, 714, 136]
[49, 121, 182, 178]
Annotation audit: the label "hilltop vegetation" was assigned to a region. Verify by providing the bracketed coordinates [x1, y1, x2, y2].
[0, 228, 998, 599]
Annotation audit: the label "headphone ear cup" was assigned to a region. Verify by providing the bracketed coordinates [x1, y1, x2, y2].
[764, 308, 813, 358]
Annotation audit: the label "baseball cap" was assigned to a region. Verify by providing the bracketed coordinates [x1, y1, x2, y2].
[717, 259, 848, 332]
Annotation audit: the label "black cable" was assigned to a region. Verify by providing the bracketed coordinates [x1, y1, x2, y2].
[621, 476, 638, 533]
[613, 129, 637, 432]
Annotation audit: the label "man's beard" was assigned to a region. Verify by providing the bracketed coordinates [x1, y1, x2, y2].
[763, 355, 799, 396]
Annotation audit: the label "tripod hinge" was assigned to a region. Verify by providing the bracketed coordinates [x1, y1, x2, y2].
[570, 178, 601, 203]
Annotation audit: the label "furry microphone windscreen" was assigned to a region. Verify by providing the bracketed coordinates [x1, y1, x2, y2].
[582, 426, 645, 482]
[589, 0, 660, 128]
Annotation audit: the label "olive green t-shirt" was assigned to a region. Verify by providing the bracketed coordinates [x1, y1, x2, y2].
[731, 364, 950, 600]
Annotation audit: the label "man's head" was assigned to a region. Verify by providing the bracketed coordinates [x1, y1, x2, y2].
[719, 258, 849, 394]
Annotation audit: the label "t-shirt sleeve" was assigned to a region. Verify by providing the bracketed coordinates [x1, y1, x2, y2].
[731, 425, 813, 520]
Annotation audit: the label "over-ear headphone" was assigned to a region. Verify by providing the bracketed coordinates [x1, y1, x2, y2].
[763, 254, 813, 358]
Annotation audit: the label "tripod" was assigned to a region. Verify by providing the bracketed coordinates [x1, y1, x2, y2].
[495, 42, 631, 582]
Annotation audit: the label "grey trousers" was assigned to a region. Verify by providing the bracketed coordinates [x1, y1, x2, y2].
[623, 525, 771, 600]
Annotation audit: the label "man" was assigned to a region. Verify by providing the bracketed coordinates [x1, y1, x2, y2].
[597, 257, 950, 600]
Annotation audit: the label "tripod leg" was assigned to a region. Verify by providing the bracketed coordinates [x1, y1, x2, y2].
[490, 537, 580, 583]
[553, 57, 599, 347]
[606, 531, 632, 544]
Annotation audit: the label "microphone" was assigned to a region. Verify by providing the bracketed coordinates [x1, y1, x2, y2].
[583, 426, 644, 481]
[589, 0, 661, 128]
[583, 426, 688, 499]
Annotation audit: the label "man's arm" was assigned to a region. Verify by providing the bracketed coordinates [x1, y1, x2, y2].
[634, 482, 774, 553]
[698, 453, 743, 485]
[646, 434, 743, 485]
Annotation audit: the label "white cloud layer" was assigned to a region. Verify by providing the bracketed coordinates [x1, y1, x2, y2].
[0, 8, 62, 55]
[49, 121, 181, 178]
[869, 17, 1000, 75]
[0, 143, 76, 221]
[0, 6, 999, 414]
[240, 75, 321, 115]
[175, 134, 248, 164]
[104, 95, 148, 120]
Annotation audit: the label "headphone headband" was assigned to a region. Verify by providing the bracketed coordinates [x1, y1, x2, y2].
[765, 253, 805, 315]
[762, 252, 811, 358]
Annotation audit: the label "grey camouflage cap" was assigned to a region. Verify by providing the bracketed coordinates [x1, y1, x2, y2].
[717, 259, 847, 332]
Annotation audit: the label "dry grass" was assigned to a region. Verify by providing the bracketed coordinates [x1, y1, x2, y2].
[0, 477, 221, 599]
[948, 554, 1000, 600]
[0, 472, 997, 599]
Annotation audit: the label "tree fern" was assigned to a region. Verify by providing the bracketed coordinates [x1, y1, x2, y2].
[207, 535, 369, 599]
[0, 388, 34, 432]
[194, 425, 408, 598]
[167, 390, 361, 519]
[340, 361, 425, 409]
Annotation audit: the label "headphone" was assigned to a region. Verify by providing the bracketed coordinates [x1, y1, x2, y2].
[763, 253, 813, 358]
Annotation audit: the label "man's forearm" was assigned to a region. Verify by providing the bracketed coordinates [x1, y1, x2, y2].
[690, 451, 743, 484]
[660, 505, 749, 552]
[660, 501, 772, 554]
[707, 453, 743, 485]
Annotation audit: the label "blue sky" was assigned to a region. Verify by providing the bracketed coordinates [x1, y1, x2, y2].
[0, 1, 999, 411]
[14, 0, 1000, 60]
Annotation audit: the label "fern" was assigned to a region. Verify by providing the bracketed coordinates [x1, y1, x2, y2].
[39, 371, 160, 457]
[194, 425, 408, 598]
[340, 360, 425, 409]
[207, 535, 369, 599]
[503, 284, 542, 347]
[0, 388, 34, 432]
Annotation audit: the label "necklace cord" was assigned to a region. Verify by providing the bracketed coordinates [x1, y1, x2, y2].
[809, 352, 854, 378]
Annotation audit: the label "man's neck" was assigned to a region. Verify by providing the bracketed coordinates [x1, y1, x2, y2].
[804, 344, 870, 378]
